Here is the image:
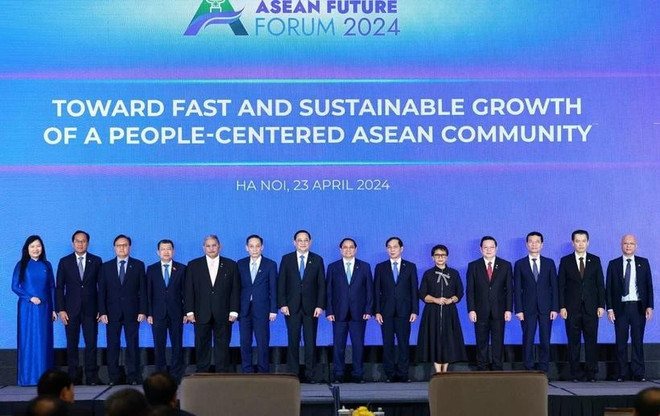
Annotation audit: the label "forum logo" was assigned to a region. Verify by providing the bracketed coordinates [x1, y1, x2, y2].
[184, 0, 248, 36]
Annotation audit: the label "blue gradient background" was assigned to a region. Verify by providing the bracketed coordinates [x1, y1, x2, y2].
[0, 1, 658, 349]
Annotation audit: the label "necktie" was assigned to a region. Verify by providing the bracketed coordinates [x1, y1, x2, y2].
[119, 260, 126, 285]
[251, 261, 258, 283]
[487, 262, 493, 282]
[623, 259, 631, 296]
[163, 264, 170, 287]
[579, 257, 585, 278]
[77, 256, 84, 280]
[532, 258, 539, 281]
[346, 262, 352, 284]
[299, 255, 305, 280]
[393, 261, 399, 283]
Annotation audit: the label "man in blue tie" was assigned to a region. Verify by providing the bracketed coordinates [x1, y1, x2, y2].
[55, 230, 103, 385]
[374, 237, 418, 382]
[146, 239, 187, 382]
[237, 234, 278, 373]
[513, 232, 558, 374]
[606, 234, 654, 382]
[277, 230, 326, 383]
[98, 234, 147, 385]
[326, 238, 373, 383]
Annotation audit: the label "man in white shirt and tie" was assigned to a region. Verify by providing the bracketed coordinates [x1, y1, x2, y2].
[277, 230, 326, 383]
[237, 235, 278, 373]
[326, 238, 373, 383]
[606, 234, 654, 382]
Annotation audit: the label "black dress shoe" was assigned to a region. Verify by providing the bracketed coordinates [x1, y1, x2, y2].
[616, 378, 624, 382]
[353, 377, 365, 384]
[385, 378, 392, 383]
[130, 381, 138, 386]
[401, 378, 412, 383]
[571, 378, 580, 383]
[589, 378, 597, 382]
[634, 376, 647, 382]
[333, 378, 343, 384]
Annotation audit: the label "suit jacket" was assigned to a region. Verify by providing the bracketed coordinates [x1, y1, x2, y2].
[55, 252, 102, 316]
[513, 255, 558, 315]
[146, 260, 187, 320]
[558, 253, 605, 314]
[374, 259, 419, 318]
[466, 257, 513, 317]
[237, 256, 278, 318]
[606, 255, 654, 315]
[184, 256, 240, 324]
[277, 251, 326, 315]
[98, 257, 147, 320]
[326, 258, 374, 321]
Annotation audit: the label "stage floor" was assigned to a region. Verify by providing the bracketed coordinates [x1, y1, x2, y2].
[0, 380, 655, 416]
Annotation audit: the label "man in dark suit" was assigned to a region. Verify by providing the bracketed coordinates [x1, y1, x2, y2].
[277, 229, 326, 383]
[326, 238, 373, 383]
[185, 235, 240, 373]
[374, 237, 418, 382]
[606, 234, 654, 382]
[558, 229, 605, 381]
[237, 234, 278, 373]
[146, 239, 187, 382]
[98, 234, 147, 385]
[55, 230, 102, 385]
[466, 236, 513, 371]
[513, 231, 558, 373]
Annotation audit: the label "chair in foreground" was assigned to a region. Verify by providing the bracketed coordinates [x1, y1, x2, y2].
[179, 373, 300, 416]
[428, 371, 548, 416]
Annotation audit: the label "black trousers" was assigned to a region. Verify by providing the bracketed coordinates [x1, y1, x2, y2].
[194, 316, 232, 372]
[64, 309, 98, 381]
[381, 316, 411, 378]
[520, 312, 552, 372]
[152, 314, 184, 380]
[614, 302, 646, 378]
[106, 318, 140, 383]
[284, 311, 318, 379]
[474, 314, 504, 370]
[565, 303, 599, 377]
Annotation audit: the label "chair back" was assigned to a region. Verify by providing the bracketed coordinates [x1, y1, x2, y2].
[428, 371, 547, 416]
[180, 373, 300, 416]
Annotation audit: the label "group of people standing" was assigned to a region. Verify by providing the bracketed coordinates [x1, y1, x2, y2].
[11, 229, 653, 387]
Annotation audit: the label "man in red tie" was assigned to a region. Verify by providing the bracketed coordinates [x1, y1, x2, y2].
[466, 236, 513, 371]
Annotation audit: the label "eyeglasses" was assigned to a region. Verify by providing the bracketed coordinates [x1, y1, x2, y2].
[433, 254, 448, 258]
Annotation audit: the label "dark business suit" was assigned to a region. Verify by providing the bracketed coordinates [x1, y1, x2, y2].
[146, 260, 187, 381]
[606, 255, 654, 379]
[55, 252, 102, 383]
[466, 257, 513, 371]
[98, 257, 147, 384]
[326, 258, 373, 380]
[237, 256, 278, 373]
[277, 251, 326, 380]
[184, 255, 240, 373]
[513, 255, 558, 372]
[558, 253, 605, 379]
[374, 259, 418, 380]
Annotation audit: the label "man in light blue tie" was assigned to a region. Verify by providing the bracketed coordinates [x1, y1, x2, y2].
[326, 238, 373, 383]
[146, 239, 187, 382]
[374, 237, 418, 382]
[277, 230, 326, 383]
[237, 235, 278, 373]
[513, 232, 558, 374]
